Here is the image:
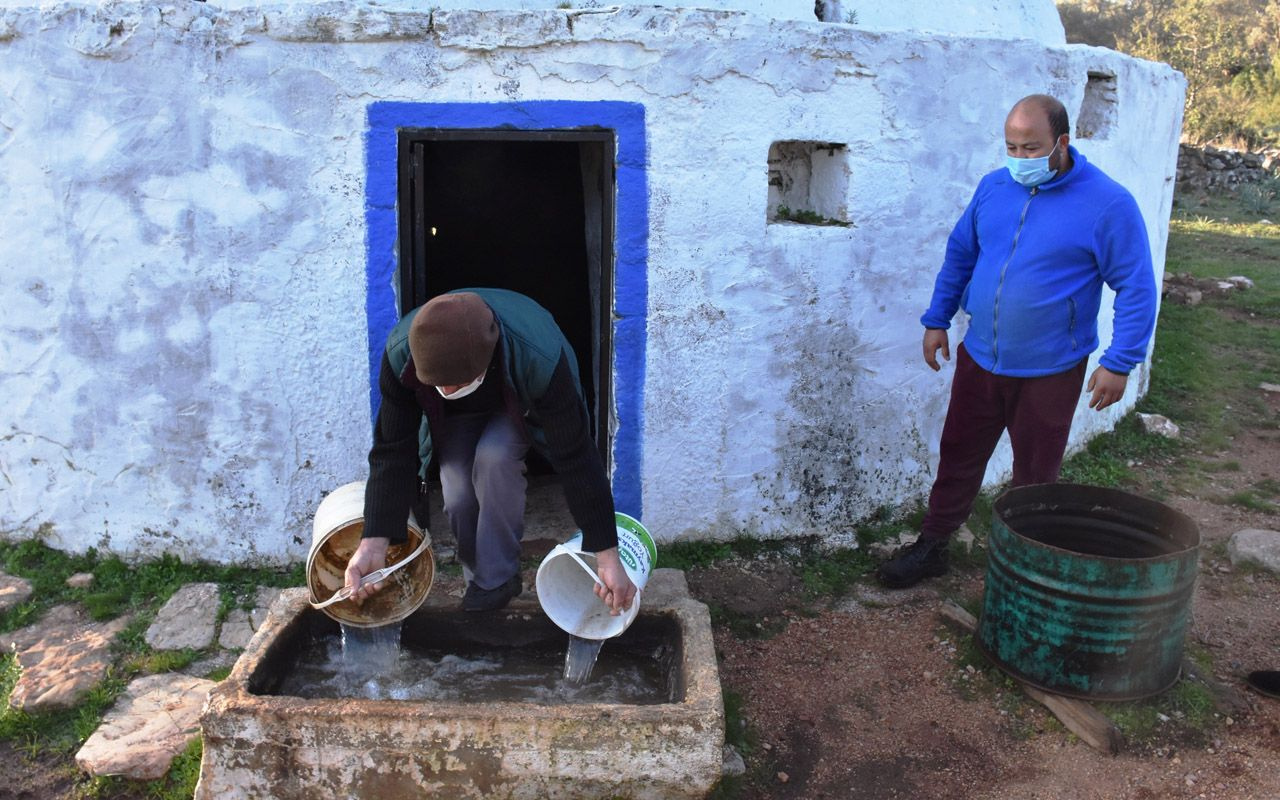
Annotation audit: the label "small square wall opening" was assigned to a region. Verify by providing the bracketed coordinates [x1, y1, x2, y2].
[767, 141, 851, 225]
[1077, 72, 1118, 140]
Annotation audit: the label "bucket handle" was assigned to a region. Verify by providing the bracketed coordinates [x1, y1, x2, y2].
[309, 534, 432, 610]
[559, 546, 605, 589]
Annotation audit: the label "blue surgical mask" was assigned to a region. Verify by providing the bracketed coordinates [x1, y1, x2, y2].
[1005, 139, 1061, 187]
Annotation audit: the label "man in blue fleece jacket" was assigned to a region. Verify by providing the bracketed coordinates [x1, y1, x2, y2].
[878, 94, 1158, 588]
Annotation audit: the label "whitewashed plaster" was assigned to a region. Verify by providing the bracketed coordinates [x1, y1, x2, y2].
[0, 1, 1184, 562]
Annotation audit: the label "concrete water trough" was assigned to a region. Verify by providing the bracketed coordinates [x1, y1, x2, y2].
[195, 569, 724, 799]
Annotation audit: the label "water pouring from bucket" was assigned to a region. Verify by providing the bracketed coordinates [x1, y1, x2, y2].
[306, 481, 436, 628]
[537, 513, 655, 683]
[538, 512, 655, 640]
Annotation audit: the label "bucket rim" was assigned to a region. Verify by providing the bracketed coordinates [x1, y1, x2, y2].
[992, 482, 1201, 562]
[614, 511, 657, 565]
[305, 523, 432, 627]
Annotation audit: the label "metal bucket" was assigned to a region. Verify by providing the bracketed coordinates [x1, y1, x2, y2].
[306, 481, 435, 628]
[976, 483, 1199, 700]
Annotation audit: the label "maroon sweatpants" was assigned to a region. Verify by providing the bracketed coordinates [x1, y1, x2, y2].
[920, 343, 1088, 541]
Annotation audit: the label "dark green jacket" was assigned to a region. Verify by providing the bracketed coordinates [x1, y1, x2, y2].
[363, 288, 618, 551]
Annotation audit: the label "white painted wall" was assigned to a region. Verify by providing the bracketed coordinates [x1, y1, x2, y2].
[0, 2, 1184, 562]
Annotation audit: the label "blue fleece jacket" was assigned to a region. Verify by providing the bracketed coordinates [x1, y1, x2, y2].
[920, 147, 1158, 377]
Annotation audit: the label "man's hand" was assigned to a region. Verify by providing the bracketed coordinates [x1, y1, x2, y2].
[344, 537, 389, 605]
[923, 328, 950, 371]
[591, 547, 638, 615]
[1086, 366, 1128, 411]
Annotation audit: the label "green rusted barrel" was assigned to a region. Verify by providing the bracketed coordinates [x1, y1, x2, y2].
[976, 483, 1199, 700]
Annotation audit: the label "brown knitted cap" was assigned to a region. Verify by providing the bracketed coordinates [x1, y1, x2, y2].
[409, 293, 498, 386]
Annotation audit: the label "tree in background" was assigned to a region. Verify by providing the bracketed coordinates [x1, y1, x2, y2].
[1057, 0, 1280, 147]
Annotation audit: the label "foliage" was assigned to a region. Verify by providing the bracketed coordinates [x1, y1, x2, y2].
[773, 205, 852, 227]
[1056, 0, 1280, 146]
[1239, 175, 1280, 215]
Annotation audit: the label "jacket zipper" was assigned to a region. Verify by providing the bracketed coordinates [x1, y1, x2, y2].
[992, 187, 1038, 368]
[1068, 297, 1078, 350]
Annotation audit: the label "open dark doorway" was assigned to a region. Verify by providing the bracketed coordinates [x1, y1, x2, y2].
[396, 129, 615, 475]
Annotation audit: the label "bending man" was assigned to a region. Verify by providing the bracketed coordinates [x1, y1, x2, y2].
[346, 288, 636, 613]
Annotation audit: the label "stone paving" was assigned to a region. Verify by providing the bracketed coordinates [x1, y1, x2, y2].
[2, 574, 281, 780]
[76, 673, 217, 780]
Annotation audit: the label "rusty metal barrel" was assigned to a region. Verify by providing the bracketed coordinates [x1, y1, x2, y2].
[976, 483, 1200, 700]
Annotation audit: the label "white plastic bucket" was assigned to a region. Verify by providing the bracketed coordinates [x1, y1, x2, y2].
[535, 512, 656, 640]
[306, 481, 434, 628]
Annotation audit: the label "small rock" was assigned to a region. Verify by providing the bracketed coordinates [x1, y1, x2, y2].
[1137, 412, 1180, 439]
[1226, 529, 1280, 574]
[75, 673, 215, 780]
[146, 583, 221, 651]
[867, 531, 914, 560]
[1260, 382, 1280, 394]
[0, 572, 34, 613]
[761, 742, 773, 752]
[66, 572, 95, 589]
[1164, 285, 1203, 306]
[777, 771, 790, 783]
[218, 608, 255, 650]
[721, 744, 746, 777]
[1227, 275, 1255, 289]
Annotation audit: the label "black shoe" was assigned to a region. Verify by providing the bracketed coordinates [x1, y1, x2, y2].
[1246, 670, 1280, 699]
[461, 575, 522, 612]
[877, 537, 949, 588]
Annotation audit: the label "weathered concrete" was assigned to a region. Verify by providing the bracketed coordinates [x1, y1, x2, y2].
[197, 571, 723, 799]
[0, 1, 1185, 562]
[76, 673, 215, 780]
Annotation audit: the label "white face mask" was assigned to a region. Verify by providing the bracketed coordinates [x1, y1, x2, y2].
[436, 372, 485, 400]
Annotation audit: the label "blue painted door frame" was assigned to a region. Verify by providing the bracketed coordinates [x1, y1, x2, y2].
[364, 101, 646, 518]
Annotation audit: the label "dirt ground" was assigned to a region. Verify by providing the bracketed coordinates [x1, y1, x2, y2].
[696, 414, 1280, 800]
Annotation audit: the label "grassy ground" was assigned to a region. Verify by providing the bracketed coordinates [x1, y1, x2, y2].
[0, 537, 301, 799]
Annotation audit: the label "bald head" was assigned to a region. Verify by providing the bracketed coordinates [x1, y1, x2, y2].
[1010, 94, 1070, 141]
[1004, 93, 1073, 178]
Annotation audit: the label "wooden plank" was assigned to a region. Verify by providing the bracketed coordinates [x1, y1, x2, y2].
[939, 601, 1124, 755]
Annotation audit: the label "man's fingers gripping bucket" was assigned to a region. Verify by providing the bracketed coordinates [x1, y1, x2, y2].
[306, 481, 435, 628]
[536, 513, 656, 640]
